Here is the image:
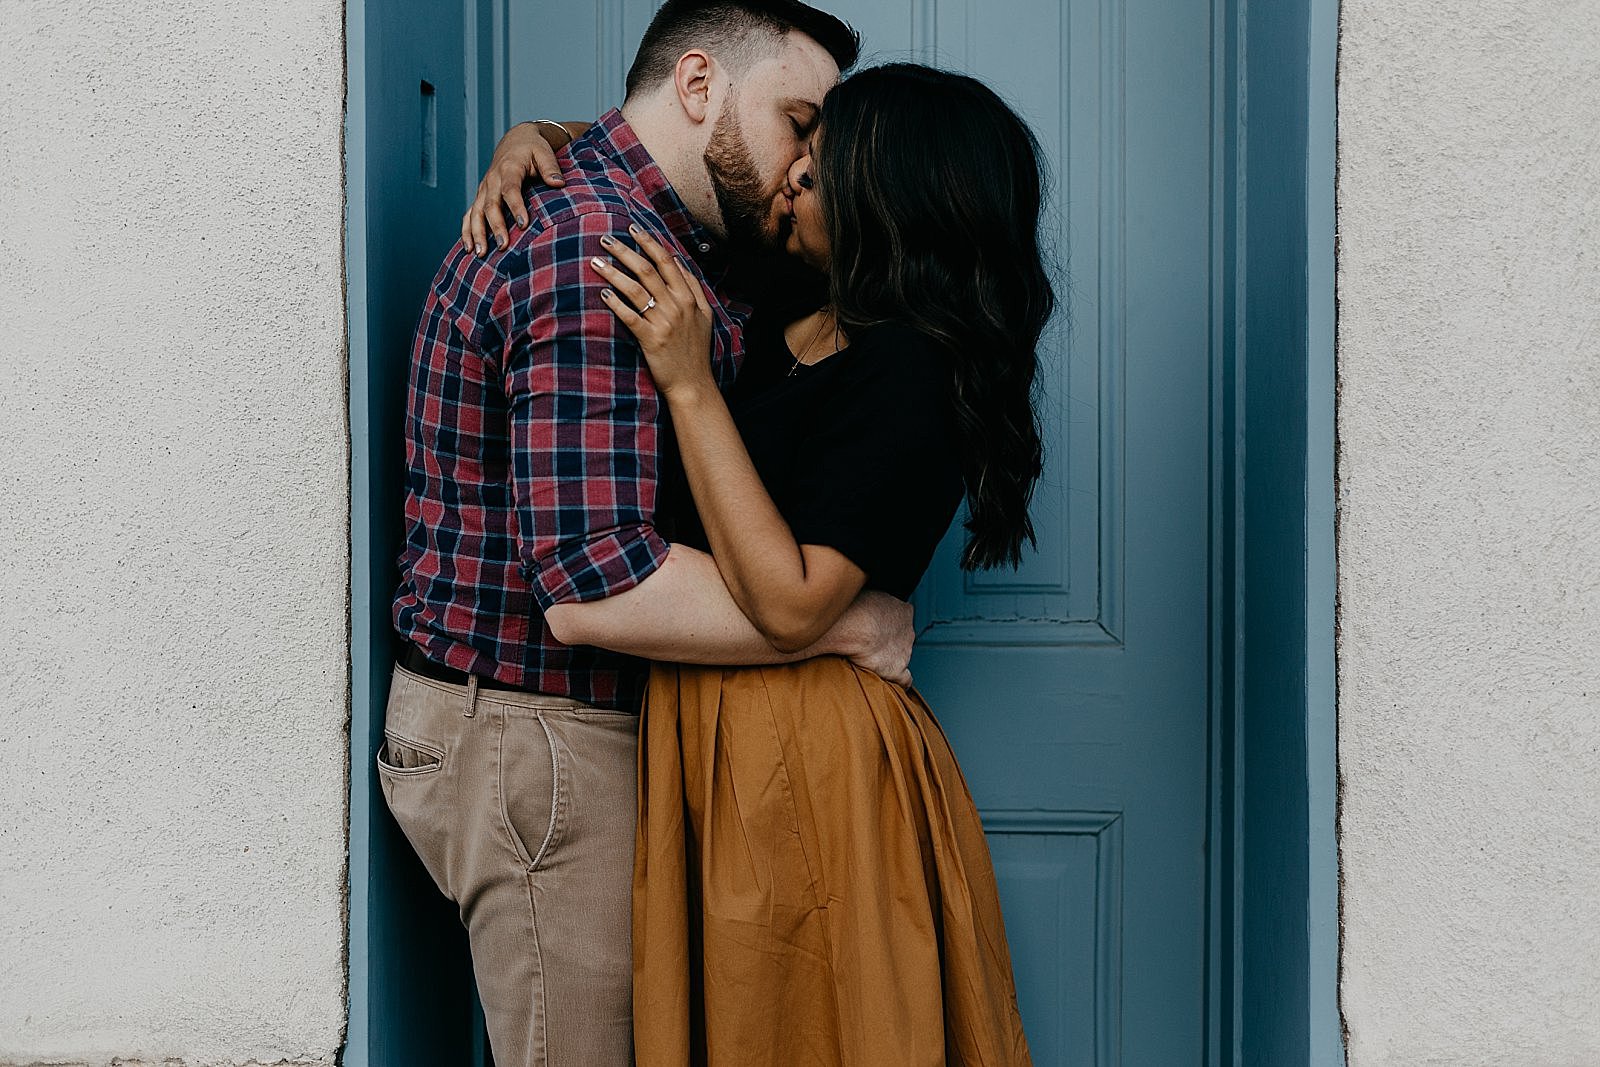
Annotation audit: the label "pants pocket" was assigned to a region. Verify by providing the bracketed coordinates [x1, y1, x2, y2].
[378, 732, 444, 774]
[498, 712, 560, 872]
[378, 730, 453, 897]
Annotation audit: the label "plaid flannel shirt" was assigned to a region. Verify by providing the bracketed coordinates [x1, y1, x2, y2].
[393, 109, 749, 710]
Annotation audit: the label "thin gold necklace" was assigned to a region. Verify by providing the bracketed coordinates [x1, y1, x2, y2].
[787, 307, 840, 377]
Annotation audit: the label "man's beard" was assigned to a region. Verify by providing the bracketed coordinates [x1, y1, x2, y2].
[703, 103, 787, 254]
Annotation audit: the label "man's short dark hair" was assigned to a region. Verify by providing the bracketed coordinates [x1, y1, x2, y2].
[624, 0, 861, 99]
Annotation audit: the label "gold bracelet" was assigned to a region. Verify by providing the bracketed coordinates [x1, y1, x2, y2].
[531, 118, 574, 148]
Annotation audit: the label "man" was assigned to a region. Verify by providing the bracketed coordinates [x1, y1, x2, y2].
[379, 3, 906, 1065]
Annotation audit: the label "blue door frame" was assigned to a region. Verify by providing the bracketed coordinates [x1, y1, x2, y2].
[342, 1, 1343, 1062]
[1214, 0, 1343, 1062]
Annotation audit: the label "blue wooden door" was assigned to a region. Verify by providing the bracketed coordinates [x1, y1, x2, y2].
[353, 1, 1218, 1063]
[817, 4, 1213, 1062]
[905, 2, 1215, 1061]
[906, 4, 1214, 1064]
[499, 5, 1220, 1056]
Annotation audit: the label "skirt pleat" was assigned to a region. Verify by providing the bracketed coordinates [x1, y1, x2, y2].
[633, 656, 1033, 1067]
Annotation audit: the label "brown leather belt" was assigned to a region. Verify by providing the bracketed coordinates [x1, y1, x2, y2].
[399, 642, 529, 693]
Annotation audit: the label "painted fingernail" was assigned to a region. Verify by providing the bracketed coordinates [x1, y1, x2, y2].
[602, 288, 614, 298]
[475, 244, 484, 255]
[628, 223, 641, 235]
[599, 235, 613, 246]
[591, 256, 607, 269]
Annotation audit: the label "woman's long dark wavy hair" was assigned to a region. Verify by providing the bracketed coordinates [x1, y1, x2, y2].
[814, 63, 1053, 570]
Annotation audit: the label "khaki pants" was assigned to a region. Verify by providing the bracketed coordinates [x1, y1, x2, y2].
[377, 664, 639, 1066]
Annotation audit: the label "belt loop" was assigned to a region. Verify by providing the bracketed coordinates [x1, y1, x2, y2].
[464, 674, 480, 718]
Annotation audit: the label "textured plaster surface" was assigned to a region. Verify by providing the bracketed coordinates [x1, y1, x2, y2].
[1337, 1, 1600, 1064]
[0, 0, 349, 1063]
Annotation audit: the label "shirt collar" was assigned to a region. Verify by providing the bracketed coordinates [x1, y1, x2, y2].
[579, 109, 725, 269]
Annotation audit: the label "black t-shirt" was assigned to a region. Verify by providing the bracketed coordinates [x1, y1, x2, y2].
[664, 311, 965, 600]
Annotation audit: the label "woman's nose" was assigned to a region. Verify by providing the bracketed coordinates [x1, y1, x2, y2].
[786, 154, 812, 194]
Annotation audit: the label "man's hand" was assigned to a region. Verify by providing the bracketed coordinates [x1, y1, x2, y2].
[460, 121, 572, 256]
[821, 591, 917, 687]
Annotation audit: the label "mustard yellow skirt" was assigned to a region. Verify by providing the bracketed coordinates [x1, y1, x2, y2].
[632, 655, 1033, 1067]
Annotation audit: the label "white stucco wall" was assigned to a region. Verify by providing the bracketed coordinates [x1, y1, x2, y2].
[0, 0, 349, 1063]
[1337, 2, 1600, 1064]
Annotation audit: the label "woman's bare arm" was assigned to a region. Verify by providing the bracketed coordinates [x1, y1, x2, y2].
[591, 228, 870, 652]
[659, 385, 864, 651]
[461, 120, 593, 255]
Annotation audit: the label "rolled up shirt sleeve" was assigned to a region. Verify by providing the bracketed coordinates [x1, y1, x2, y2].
[502, 208, 671, 611]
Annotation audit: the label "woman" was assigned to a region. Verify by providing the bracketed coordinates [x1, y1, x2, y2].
[585, 64, 1050, 1066]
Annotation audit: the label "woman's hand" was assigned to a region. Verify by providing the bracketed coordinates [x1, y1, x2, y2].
[460, 121, 582, 256]
[591, 226, 716, 399]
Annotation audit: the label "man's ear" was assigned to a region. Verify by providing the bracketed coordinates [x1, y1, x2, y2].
[673, 50, 715, 124]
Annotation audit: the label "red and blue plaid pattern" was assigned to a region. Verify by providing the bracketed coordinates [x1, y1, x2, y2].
[393, 109, 748, 709]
